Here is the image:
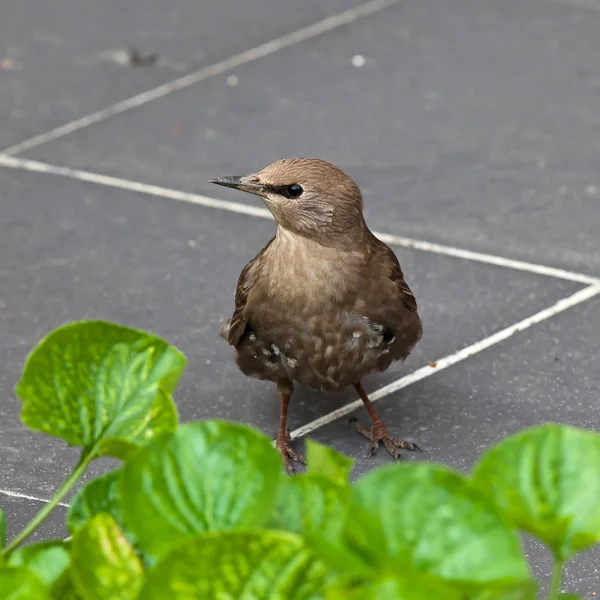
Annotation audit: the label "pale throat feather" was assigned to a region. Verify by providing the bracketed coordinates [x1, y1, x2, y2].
[265, 226, 366, 309]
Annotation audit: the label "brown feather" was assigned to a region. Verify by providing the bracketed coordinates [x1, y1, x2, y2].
[216, 158, 422, 393]
[377, 239, 419, 312]
[226, 237, 274, 346]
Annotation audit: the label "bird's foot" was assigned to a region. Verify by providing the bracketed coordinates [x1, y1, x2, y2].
[349, 417, 421, 460]
[275, 429, 306, 475]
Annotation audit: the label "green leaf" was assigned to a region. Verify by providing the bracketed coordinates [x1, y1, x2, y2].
[326, 573, 464, 600]
[0, 567, 50, 599]
[469, 582, 538, 600]
[270, 474, 350, 539]
[121, 420, 282, 560]
[472, 424, 600, 560]
[141, 530, 335, 599]
[70, 513, 143, 600]
[269, 473, 370, 576]
[99, 388, 179, 460]
[0, 508, 5, 549]
[306, 439, 355, 485]
[346, 463, 531, 587]
[51, 572, 83, 600]
[7, 541, 70, 588]
[16, 320, 185, 460]
[67, 470, 125, 535]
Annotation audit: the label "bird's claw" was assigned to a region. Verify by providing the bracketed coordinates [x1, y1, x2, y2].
[352, 418, 421, 460]
[275, 429, 306, 475]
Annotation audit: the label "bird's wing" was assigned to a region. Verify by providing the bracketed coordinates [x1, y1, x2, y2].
[224, 237, 274, 346]
[355, 240, 421, 361]
[379, 242, 418, 312]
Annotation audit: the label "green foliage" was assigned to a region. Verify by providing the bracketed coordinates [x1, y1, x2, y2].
[0, 320, 597, 599]
[120, 420, 282, 560]
[0, 567, 51, 599]
[67, 470, 126, 537]
[5, 321, 184, 554]
[7, 541, 70, 589]
[326, 573, 466, 600]
[472, 424, 600, 561]
[16, 321, 184, 460]
[70, 514, 143, 600]
[345, 463, 530, 587]
[305, 439, 355, 485]
[141, 530, 334, 599]
[270, 473, 350, 540]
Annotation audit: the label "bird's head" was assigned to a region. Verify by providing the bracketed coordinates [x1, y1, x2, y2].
[209, 158, 366, 243]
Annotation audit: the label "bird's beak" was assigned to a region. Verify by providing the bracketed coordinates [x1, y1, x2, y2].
[208, 175, 265, 196]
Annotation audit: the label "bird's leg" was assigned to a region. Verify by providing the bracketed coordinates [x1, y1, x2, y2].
[351, 382, 421, 460]
[274, 382, 306, 475]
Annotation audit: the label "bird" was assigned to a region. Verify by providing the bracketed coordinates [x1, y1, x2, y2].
[210, 158, 423, 474]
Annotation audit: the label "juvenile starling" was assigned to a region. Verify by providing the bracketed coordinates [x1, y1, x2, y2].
[210, 158, 423, 473]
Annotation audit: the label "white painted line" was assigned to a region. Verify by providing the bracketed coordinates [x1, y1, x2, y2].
[2, 154, 598, 286]
[0, 0, 403, 157]
[0, 154, 272, 219]
[0, 488, 70, 508]
[375, 233, 600, 286]
[289, 283, 600, 439]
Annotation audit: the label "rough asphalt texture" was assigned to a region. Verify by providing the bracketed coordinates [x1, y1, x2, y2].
[1, 0, 599, 595]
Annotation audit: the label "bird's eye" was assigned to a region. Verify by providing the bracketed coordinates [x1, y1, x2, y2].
[285, 184, 303, 198]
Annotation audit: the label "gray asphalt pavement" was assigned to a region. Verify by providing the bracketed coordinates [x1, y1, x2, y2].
[1, 0, 599, 595]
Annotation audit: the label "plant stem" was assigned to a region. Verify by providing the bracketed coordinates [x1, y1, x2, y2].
[3, 451, 92, 555]
[548, 558, 564, 600]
